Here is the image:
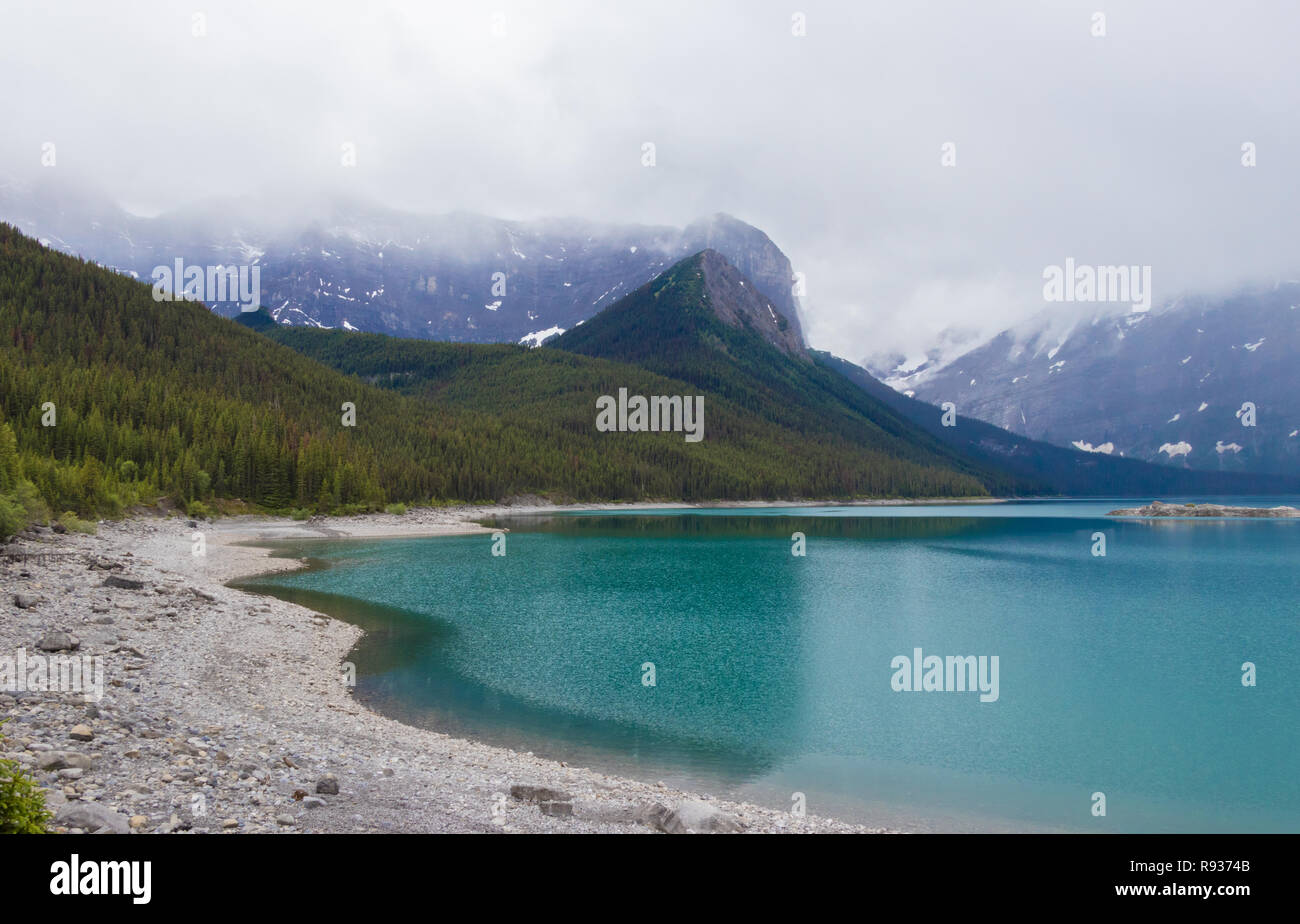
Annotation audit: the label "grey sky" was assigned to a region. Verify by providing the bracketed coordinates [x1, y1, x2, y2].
[2, 0, 1298, 367]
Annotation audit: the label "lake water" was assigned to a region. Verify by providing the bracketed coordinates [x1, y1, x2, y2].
[235, 498, 1300, 832]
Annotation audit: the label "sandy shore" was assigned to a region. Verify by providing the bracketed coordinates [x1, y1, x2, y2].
[1, 503, 892, 834]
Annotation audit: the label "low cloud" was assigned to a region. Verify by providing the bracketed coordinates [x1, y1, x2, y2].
[2, 0, 1296, 365]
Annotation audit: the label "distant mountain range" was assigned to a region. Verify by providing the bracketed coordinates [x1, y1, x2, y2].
[2, 222, 1006, 537]
[264, 246, 1296, 498]
[4, 185, 1298, 535]
[898, 288, 1300, 476]
[262, 248, 1006, 500]
[0, 178, 803, 348]
[817, 352, 1298, 496]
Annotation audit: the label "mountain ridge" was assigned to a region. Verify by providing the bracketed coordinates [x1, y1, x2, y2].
[0, 178, 805, 349]
[0, 223, 1000, 541]
[907, 285, 1300, 475]
[818, 351, 1300, 495]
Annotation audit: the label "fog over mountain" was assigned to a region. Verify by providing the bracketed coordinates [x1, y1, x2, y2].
[906, 283, 1300, 475]
[3, 0, 1300, 366]
[0, 177, 803, 345]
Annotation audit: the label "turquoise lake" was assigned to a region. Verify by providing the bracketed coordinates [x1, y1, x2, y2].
[235, 498, 1300, 832]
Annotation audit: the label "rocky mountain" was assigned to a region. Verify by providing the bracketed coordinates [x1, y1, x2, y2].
[901, 286, 1300, 476]
[555, 248, 808, 362]
[819, 352, 1299, 496]
[0, 223, 993, 524]
[0, 178, 803, 348]
[550, 251, 1298, 496]
[259, 248, 1005, 499]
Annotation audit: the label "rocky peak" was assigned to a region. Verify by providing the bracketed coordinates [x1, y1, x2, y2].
[695, 249, 808, 359]
[683, 214, 804, 346]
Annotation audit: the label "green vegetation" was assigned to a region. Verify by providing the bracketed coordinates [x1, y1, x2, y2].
[0, 226, 1002, 539]
[0, 418, 48, 538]
[551, 253, 1022, 493]
[56, 510, 97, 534]
[0, 724, 50, 833]
[0, 223, 568, 534]
[273, 323, 993, 501]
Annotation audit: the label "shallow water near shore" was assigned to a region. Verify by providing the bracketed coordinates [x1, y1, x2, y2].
[234, 498, 1300, 832]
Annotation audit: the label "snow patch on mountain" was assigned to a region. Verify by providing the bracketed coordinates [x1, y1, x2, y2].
[519, 326, 565, 348]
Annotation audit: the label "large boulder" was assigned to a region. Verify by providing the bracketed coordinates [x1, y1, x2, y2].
[56, 803, 131, 834]
[36, 631, 78, 652]
[35, 751, 94, 771]
[640, 799, 743, 834]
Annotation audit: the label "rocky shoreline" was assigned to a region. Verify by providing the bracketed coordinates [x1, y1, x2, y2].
[1107, 500, 1300, 518]
[1, 505, 888, 834]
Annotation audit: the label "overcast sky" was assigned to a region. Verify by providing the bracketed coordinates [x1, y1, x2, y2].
[3, 0, 1299, 366]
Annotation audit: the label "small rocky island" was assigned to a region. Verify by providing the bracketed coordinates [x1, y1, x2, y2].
[1108, 501, 1300, 518]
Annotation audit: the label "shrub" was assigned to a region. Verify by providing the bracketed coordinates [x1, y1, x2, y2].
[0, 724, 51, 833]
[288, 507, 312, 521]
[15, 481, 49, 525]
[384, 503, 407, 516]
[186, 500, 212, 520]
[0, 493, 24, 540]
[57, 511, 97, 535]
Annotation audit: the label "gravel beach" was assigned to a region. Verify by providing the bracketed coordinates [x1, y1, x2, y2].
[1, 505, 889, 834]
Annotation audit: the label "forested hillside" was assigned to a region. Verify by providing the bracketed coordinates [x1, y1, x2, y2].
[266, 319, 995, 499]
[0, 222, 529, 530]
[550, 250, 1036, 494]
[0, 226, 993, 537]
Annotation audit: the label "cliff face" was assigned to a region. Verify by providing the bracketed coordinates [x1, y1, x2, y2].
[696, 248, 808, 359]
[683, 213, 804, 347]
